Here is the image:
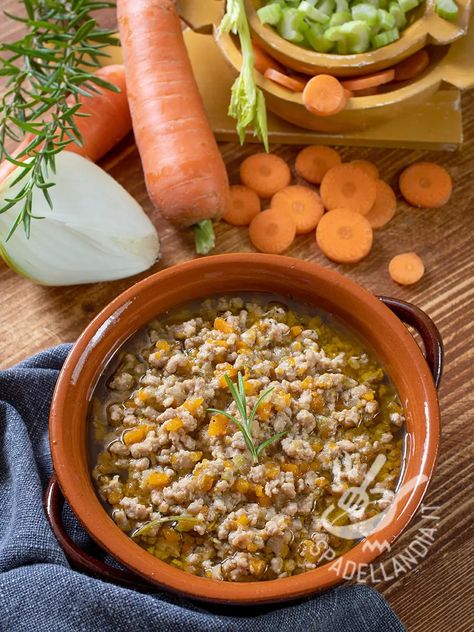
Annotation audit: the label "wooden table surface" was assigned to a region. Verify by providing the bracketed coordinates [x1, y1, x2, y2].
[1, 5, 473, 631]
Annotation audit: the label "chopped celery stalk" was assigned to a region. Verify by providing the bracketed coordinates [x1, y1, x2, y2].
[377, 8, 396, 28]
[339, 19, 371, 52]
[256, 0, 416, 52]
[325, 24, 346, 40]
[257, 3, 283, 24]
[371, 26, 399, 47]
[435, 0, 459, 20]
[336, 0, 350, 11]
[299, 0, 331, 22]
[329, 10, 352, 25]
[353, 0, 380, 7]
[398, 0, 420, 11]
[305, 22, 335, 50]
[336, 39, 350, 53]
[389, 2, 407, 28]
[277, 8, 308, 42]
[352, 3, 379, 25]
[318, 0, 337, 16]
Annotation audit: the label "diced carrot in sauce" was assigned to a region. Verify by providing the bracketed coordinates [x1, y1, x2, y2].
[147, 471, 170, 489]
[214, 317, 234, 333]
[123, 425, 150, 445]
[165, 417, 184, 432]
[208, 414, 229, 436]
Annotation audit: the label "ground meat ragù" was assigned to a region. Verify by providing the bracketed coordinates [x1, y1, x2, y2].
[91, 296, 404, 581]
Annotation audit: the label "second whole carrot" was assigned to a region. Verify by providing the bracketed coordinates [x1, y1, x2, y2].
[0, 65, 132, 185]
[117, 0, 229, 253]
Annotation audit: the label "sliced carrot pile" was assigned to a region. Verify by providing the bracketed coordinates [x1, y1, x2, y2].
[264, 68, 307, 92]
[341, 69, 395, 92]
[350, 159, 379, 180]
[249, 208, 296, 254]
[271, 185, 325, 234]
[320, 163, 377, 215]
[389, 252, 425, 285]
[365, 180, 397, 229]
[394, 49, 430, 82]
[252, 41, 283, 75]
[223, 185, 261, 226]
[295, 145, 342, 184]
[399, 162, 452, 208]
[240, 152, 291, 198]
[316, 208, 373, 263]
[303, 75, 349, 117]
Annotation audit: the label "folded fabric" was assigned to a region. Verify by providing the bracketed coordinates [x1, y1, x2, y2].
[0, 346, 406, 632]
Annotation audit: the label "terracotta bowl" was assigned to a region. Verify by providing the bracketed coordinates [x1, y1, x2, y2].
[49, 254, 442, 604]
[246, 0, 471, 77]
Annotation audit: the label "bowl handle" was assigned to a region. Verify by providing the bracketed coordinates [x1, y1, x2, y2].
[377, 296, 444, 388]
[44, 474, 153, 591]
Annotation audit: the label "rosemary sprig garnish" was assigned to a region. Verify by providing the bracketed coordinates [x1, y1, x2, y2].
[208, 372, 287, 464]
[0, 0, 119, 240]
[131, 515, 202, 539]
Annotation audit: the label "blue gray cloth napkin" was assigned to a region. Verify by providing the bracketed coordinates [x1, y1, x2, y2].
[0, 345, 406, 632]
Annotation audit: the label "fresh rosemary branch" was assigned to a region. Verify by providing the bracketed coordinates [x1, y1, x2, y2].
[208, 372, 287, 464]
[131, 515, 202, 539]
[0, 0, 119, 240]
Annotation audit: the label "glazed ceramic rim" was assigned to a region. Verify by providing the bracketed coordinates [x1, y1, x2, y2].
[50, 254, 440, 604]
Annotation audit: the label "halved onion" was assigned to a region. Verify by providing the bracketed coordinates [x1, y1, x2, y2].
[0, 152, 160, 285]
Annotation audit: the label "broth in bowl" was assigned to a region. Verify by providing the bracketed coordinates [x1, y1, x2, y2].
[89, 295, 404, 582]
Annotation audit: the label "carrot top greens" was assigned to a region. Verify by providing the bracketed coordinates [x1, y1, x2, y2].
[208, 372, 287, 464]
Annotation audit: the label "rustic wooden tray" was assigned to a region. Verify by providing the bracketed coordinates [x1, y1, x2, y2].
[105, 30, 464, 150]
[104, 0, 474, 148]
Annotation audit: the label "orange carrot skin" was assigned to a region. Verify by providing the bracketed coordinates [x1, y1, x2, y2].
[117, 0, 229, 227]
[66, 65, 132, 162]
[0, 65, 131, 183]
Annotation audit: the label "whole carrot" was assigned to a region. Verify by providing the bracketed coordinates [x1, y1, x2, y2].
[117, 0, 230, 253]
[0, 65, 132, 184]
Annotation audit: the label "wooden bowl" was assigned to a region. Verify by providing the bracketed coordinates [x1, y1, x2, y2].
[246, 0, 472, 77]
[50, 254, 441, 604]
[216, 23, 474, 132]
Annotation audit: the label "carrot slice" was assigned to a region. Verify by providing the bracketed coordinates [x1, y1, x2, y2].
[316, 208, 373, 263]
[295, 146, 342, 184]
[365, 180, 397, 228]
[302, 75, 349, 117]
[264, 68, 307, 92]
[389, 252, 425, 285]
[223, 185, 261, 226]
[394, 49, 430, 82]
[240, 153, 291, 198]
[252, 41, 283, 75]
[349, 159, 379, 180]
[320, 164, 377, 215]
[249, 208, 296, 254]
[352, 86, 379, 96]
[399, 162, 452, 208]
[271, 185, 325, 234]
[341, 69, 395, 92]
